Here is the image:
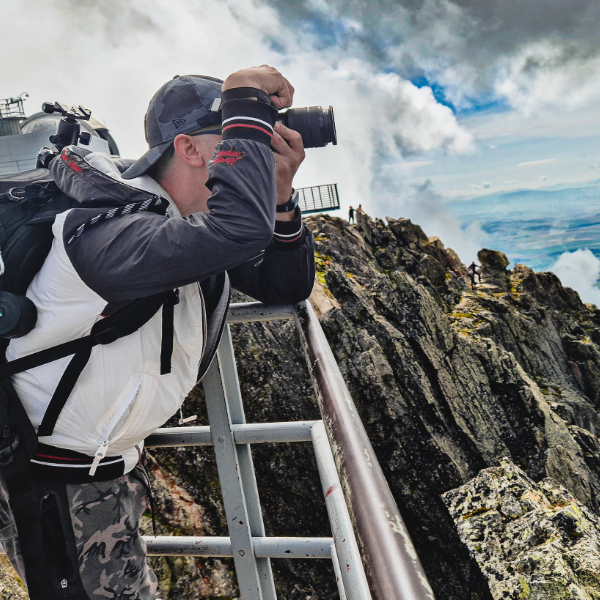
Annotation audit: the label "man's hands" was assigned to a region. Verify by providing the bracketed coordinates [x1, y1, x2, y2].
[223, 65, 294, 109]
[271, 122, 305, 221]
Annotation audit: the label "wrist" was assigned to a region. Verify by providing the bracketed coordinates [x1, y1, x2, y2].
[275, 189, 299, 222]
[276, 186, 294, 205]
[223, 75, 261, 92]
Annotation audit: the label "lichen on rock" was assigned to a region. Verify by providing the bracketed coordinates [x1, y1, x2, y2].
[443, 458, 600, 599]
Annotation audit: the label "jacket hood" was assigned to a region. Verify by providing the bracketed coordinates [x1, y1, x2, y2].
[48, 146, 181, 217]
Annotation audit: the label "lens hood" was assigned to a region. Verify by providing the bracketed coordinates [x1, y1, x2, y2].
[0, 292, 38, 339]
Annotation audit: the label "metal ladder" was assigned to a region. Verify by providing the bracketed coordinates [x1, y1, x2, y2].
[142, 301, 435, 600]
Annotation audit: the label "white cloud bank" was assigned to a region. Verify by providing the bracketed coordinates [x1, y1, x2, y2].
[381, 181, 487, 263]
[2, 0, 473, 224]
[550, 249, 600, 306]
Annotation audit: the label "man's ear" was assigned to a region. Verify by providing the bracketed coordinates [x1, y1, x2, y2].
[172, 134, 206, 168]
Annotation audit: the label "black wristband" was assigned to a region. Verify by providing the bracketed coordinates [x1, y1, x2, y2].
[276, 189, 300, 213]
[221, 87, 273, 106]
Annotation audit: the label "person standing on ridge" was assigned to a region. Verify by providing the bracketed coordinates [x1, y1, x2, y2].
[348, 205, 355, 223]
[0, 65, 314, 600]
[467, 261, 482, 289]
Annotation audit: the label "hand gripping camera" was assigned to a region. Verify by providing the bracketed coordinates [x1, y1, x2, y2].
[215, 89, 337, 148]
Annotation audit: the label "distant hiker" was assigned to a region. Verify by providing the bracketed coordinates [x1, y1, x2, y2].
[356, 204, 363, 214]
[348, 206, 355, 223]
[467, 261, 482, 289]
[449, 265, 461, 279]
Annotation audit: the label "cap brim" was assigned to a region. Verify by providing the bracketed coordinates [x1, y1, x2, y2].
[121, 142, 170, 180]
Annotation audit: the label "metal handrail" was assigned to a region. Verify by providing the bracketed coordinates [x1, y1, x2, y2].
[294, 301, 435, 600]
[297, 183, 340, 214]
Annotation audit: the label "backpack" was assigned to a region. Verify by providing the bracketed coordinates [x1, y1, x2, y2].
[0, 168, 176, 599]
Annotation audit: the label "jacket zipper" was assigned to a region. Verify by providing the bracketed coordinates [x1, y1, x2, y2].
[89, 376, 141, 476]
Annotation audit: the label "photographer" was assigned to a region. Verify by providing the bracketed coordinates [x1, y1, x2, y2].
[1, 65, 314, 599]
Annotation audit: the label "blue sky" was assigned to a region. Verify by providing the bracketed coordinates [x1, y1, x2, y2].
[4, 0, 600, 301]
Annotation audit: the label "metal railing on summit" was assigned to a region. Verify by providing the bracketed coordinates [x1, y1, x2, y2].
[144, 300, 436, 600]
[297, 183, 340, 214]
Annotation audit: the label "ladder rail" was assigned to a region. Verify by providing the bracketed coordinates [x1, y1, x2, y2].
[145, 536, 335, 559]
[147, 300, 435, 599]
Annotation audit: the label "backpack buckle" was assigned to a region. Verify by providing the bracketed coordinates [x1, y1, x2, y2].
[94, 327, 119, 345]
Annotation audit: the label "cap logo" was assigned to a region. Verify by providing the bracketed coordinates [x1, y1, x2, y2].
[172, 118, 186, 129]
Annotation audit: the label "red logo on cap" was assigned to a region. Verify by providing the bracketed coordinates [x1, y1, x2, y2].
[214, 150, 246, 166]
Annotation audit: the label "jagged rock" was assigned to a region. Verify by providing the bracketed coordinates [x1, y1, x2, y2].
[442, 458, 600, 599]
[0, 556, 26, 599]
[137, 211, 600, 599]
[477, 249, 510, 291]
[478, 248, 510, 272]
[387, 216, 430, 249]
[5, 210, 600, 599]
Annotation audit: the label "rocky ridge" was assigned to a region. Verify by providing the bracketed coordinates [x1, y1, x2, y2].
[443, 458, 600, 599]
[3, 210, 600, 598]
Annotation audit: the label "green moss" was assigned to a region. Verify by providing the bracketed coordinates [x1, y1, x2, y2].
[518, 576, 531, 598]
[462, 507, 490, 520]
[315, 250, 333, 289]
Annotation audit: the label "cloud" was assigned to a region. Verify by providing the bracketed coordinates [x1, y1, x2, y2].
[264, 0, 600, 116]
[381, 180, 487, 262]
[495, 41, 600, 114]
[517, 159, 557, 167]
[399, 160, 435, 170]
[2, 0, 474, 220]
[550, 249, 600, 306]
[470, 181, 491, 190]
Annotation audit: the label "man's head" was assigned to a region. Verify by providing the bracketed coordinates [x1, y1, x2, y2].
[122, 75, 223, 182]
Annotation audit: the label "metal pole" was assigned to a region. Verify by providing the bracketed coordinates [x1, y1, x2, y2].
[312, 421, 370, 600]
[331, 543, 349, 600]
[202, 355, 265, 600]
[294, 301, 436, 600]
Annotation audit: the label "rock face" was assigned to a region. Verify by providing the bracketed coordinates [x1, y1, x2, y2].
[3, 210, 600, 599]
[443, 458, 600, 599]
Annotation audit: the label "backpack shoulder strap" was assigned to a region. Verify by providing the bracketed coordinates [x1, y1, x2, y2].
[0, 290, 178, 437]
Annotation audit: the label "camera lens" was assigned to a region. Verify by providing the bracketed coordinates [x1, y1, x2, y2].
[278, 106, 337, 148]
[0, 292, 37, 339]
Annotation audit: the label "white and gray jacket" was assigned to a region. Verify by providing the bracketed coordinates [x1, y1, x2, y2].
[7, 127, 314, 480]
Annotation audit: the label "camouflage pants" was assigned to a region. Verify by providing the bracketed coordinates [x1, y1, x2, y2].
[0, 466, 158, 600]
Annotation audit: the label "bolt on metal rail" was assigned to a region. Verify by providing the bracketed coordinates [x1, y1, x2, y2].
[144, 300, 435, 600]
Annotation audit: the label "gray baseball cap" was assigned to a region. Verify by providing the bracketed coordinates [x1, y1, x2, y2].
[122, 74, 223, 180]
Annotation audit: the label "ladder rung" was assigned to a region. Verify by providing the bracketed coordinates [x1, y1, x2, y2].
[143, 535, 334, 559]
[226, 302, 295, 324]
[146, 421, 318, 448]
